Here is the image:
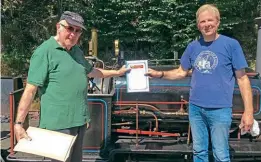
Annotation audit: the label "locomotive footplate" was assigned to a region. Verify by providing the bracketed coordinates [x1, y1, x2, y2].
[109, 139, 261, 161]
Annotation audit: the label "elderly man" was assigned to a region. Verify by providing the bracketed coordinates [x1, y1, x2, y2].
[146, 4, 254, 162]
[14, 11, 129, 162]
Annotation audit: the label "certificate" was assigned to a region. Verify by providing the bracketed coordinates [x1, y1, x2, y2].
[126, 60, 149, 92]
[14, 127, 77, 162]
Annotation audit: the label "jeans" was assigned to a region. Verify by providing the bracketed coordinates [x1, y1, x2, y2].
[189, 103, 232, 162]
[51, 124, 86, 162]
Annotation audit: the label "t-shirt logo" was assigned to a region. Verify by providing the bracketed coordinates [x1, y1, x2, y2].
[194, 50, 218, 74]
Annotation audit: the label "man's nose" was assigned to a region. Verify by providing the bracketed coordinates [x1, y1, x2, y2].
[69, 32, 77, 37]
[205, 21, 212, 27]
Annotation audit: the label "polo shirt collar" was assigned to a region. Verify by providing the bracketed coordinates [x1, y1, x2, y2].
[49, 36, 76, 52]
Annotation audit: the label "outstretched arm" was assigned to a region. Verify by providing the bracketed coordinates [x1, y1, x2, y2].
[146, 65, 189, 80]
[88, 65, 130, 78]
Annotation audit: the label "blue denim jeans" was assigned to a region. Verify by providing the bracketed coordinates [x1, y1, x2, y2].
[189, 103, 232, 162]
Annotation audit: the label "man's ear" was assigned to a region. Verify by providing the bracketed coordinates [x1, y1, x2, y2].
[56, 23, 62, 32]
[196, 23, 200, 31]
[217, 20, 220, 28]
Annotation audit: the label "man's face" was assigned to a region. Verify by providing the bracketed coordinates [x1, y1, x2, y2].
[197, 10, 219, 38]
[57, 20, 82, 49]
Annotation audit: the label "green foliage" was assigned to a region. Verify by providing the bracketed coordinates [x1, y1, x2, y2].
[1, 0, 260, 75]
[207, 0, 260, 60]
[1, 0, 59, 75]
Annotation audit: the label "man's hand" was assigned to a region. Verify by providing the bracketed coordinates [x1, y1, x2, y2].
[14, 124, 32, 141]
[145, 68, 163, 78]
[117, 65, 131, 76]
[240, 111, 254, 131]
[86, 122, 90, 129]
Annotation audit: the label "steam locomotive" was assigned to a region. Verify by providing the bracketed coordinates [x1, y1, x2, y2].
[5, 17, 261, 162]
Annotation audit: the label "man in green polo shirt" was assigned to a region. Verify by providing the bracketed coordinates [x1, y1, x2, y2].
[14, 11, 129, 162]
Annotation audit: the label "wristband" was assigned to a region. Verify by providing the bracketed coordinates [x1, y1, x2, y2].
[14, 121, 24, 125]
[159, 71, 164, 78]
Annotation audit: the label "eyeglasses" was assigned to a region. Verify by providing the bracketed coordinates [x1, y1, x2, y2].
[59, 23, 82, 34]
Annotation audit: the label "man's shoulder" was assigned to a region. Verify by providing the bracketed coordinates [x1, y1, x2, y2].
[219, 35, 239, 44]
[33, 37, 54, 56]
[187, 39, 200, 48]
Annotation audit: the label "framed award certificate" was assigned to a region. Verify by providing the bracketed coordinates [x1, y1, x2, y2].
[126, 60, 149, 93]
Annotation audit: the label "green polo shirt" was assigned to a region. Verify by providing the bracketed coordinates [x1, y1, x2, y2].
[27, 36, 93, 130]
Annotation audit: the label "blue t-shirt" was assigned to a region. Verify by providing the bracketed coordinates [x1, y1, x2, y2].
[180, 35, 248, 108]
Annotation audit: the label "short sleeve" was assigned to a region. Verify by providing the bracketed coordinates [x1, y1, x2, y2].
[231, 40, 248, 70]
[27, 49, 49, 87]
[180, 44, 192, 70]
[73, 46, 93, 74]
[84, 59, 93, 74]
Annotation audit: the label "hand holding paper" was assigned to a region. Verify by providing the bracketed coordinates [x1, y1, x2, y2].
[240, 119, 260, 136]
[14, 124, 32, 141]
[117, 65, 131, 76]
[14, 127, 77, 162]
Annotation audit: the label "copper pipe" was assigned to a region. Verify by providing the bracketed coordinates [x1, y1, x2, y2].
[111, 122, 134, 126]
[116, 101, 256, 117]
[113, 129, 180, 137]
[187, 123, 191, 145]
[180, 99, 188, 113]
[238, 128, 241, 140]
[181, 99, 189, 104]
[115, 103, 188, 116]
[180, 102, 184, 112]
[116, 101, 188, 105]
[114, 104, 247, 117]
[140, 110, 159, 132]
[233, 113, 244, 116]
[246, 72, 259, 77]
[113, 110, 136, 114]
[149, 121, 152, 137]
[151, 113, 158, 132]
[113, 110, 159, 132]
[9, 93, 14, 155]
[115, 103, 160, 111]
[136, 103, 139, 146]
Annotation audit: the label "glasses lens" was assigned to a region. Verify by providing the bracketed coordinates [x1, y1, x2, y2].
[60, 24, 82, 33]
[75, 29, 82, 33]
[67, 26, 75, 33]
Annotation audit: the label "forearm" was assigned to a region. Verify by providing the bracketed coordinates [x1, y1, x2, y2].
[88, 68, 120, 78]
[237, 76, 253, 113]
[159, 66, 188, 80]
[98, 68, 120, 78]
[162, 69, 187, 80]
[16, 84, 38, 123]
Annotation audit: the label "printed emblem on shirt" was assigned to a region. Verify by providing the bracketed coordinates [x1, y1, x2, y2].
[194, 50, 218, 74]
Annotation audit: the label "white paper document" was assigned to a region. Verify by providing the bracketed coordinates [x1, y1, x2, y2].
[126, 60, 149, 92]
[14, 127, 77, 162]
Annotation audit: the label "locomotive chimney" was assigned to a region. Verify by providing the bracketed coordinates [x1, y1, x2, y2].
[255, 17, 261, 74]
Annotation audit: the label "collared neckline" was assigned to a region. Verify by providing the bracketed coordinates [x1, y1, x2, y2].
[49, 36, 76, 52]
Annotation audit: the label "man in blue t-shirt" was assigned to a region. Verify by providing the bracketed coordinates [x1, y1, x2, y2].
[147, 4, 254, 162]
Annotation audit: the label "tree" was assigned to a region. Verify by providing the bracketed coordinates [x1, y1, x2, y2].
[1, 0, 260, 76]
